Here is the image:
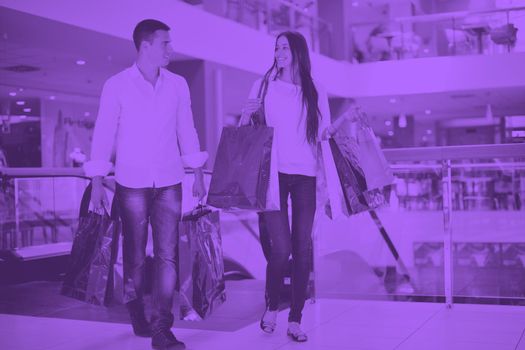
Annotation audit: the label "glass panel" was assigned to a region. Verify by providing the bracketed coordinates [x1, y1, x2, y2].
[450, 157, 525, 303]
[349, 7, 525, 62]
[192, 0, 333, 57]
[0, 172, 215, 252]
[314, 163, 445, 301]
[0, 177, 16, 250]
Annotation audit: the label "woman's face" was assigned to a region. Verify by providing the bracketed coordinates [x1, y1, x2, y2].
[275, 36, 293, 69]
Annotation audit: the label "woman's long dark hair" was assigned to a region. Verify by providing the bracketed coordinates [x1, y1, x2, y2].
[262, 31, 321, 145]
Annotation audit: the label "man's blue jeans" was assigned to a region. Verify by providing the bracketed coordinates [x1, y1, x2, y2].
[116, 182, 182, 332]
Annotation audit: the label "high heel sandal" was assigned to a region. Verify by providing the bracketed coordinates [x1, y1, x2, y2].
[287, 322, 307, 342]
[260, 309, 277, 334]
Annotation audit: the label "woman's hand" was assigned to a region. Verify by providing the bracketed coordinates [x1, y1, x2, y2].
[239, 98, 262, 126]
[323, 105, 366, 140]
[340, 105, 362, 122]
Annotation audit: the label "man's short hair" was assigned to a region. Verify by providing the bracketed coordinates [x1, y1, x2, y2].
[133, 19, 170, 51]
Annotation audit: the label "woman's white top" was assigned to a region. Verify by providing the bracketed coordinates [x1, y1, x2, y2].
[248, 78, 330, 177]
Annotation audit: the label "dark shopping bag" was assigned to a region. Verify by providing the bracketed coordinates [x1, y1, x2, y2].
[207, 76, 279, 211]
[61, 183, 120, 306]
[328, 121, 394, 216]
[178, 206, 226, 319]
[207, 125, 279, 210]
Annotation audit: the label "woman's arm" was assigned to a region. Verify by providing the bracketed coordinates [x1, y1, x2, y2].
[239, 78, 264, 126]
[323, 105, 364, 140]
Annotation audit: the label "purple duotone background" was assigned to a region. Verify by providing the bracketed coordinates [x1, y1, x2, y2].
[1, 1, 525, 349]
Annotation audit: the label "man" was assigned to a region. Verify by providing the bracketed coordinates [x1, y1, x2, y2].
[84, 19, 207, 350]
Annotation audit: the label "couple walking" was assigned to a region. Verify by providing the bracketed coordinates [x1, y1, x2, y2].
[85, 19, 357, 350]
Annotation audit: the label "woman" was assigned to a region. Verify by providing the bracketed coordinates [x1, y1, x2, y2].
[240, 31, 355, 342]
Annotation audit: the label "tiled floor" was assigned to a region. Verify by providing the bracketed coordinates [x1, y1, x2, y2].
[1, 297, 525, 350]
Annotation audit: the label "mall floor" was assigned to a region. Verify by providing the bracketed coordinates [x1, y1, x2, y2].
[1, 280, 525, 350]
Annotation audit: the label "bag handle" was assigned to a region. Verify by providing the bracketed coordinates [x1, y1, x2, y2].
[250, 77, 269, 126]
[79, 182, 119, 219]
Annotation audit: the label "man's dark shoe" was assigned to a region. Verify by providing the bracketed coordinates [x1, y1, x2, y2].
[126, 300, 152, 338]
[152, 329, 186, 350]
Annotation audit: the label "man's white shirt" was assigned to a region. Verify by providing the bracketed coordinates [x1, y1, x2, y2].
[84, 64, 208, 188]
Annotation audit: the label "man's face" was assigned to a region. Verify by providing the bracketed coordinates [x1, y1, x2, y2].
[142, 30, 173, 67]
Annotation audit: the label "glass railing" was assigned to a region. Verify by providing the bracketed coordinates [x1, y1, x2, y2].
[182, 0, 333, 58]
[0, 168, 89, 253]
[348, 6, 525, 63]
[0, 169, 206, 252]
[2, 142, 525, 305]
[314, 143, 525, 306]
[0, 167, 265, 279]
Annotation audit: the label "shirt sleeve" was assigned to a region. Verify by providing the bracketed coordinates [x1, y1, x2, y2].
[83, 79, 119, 177]
[176, 78, 209, 168]
[248, 78, 264, 99]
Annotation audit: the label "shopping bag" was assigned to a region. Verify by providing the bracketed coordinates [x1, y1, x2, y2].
[178, 206, 226, 319]
[61, 183, 120, 306]
[207, 125, 279, 210]
[249, 76, 280, 211]
[329, 120, 394, 216]
[208, 75, 279, 211]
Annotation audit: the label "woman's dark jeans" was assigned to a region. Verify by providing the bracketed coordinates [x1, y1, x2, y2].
[116, 182, 182, 332]
[259, 172, 316, 323]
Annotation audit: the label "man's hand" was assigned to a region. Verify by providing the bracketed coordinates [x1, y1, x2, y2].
[192, 168, 207, 202]
[90, 176, 109, 214]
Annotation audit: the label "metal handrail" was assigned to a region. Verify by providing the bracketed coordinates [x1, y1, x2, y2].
[0, 167, 213, 179]
[383, 143, 525, 162]
[1, 144, 523, 178]
[215, 0, 332, 54]
[395, 6, 525, 24]
[277, 0, 332, 29]
[349, 5, 525, 27]
[391, 162, 525, 172]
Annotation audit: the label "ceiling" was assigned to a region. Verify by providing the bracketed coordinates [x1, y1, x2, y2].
[353, 86, 525, 121]
[0, 7, 189, 102]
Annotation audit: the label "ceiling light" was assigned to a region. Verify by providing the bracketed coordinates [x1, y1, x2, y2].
[486, 104, 494, 121]
[49, 95, 56, 100]
[76, 59, 86, 65]
[426, 129, 433, 135]
[425, 109, 431, 115]
[389, 98, 397, 104]
[398, 113, 407, 128]
[16, 100, 25, 106]
[387, 130, 394, 136]
[84, 112, 91, 117]
[384, 120, 392, 126]
[18, 87, 24, 92]
[8, 92, 16, 97]
[351, 1, 359, 7]
[23, 108, 31, 113]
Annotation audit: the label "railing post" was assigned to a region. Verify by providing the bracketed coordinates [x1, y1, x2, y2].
[452, 17, 456, 56]
[442, 159, 454, 308]
[14, 177, 20, 248]
[266, 0, 272, 34]
[289, 5, 295, 30]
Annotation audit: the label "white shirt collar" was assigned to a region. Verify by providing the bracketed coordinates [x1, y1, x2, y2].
[130, 63, 165, 85]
